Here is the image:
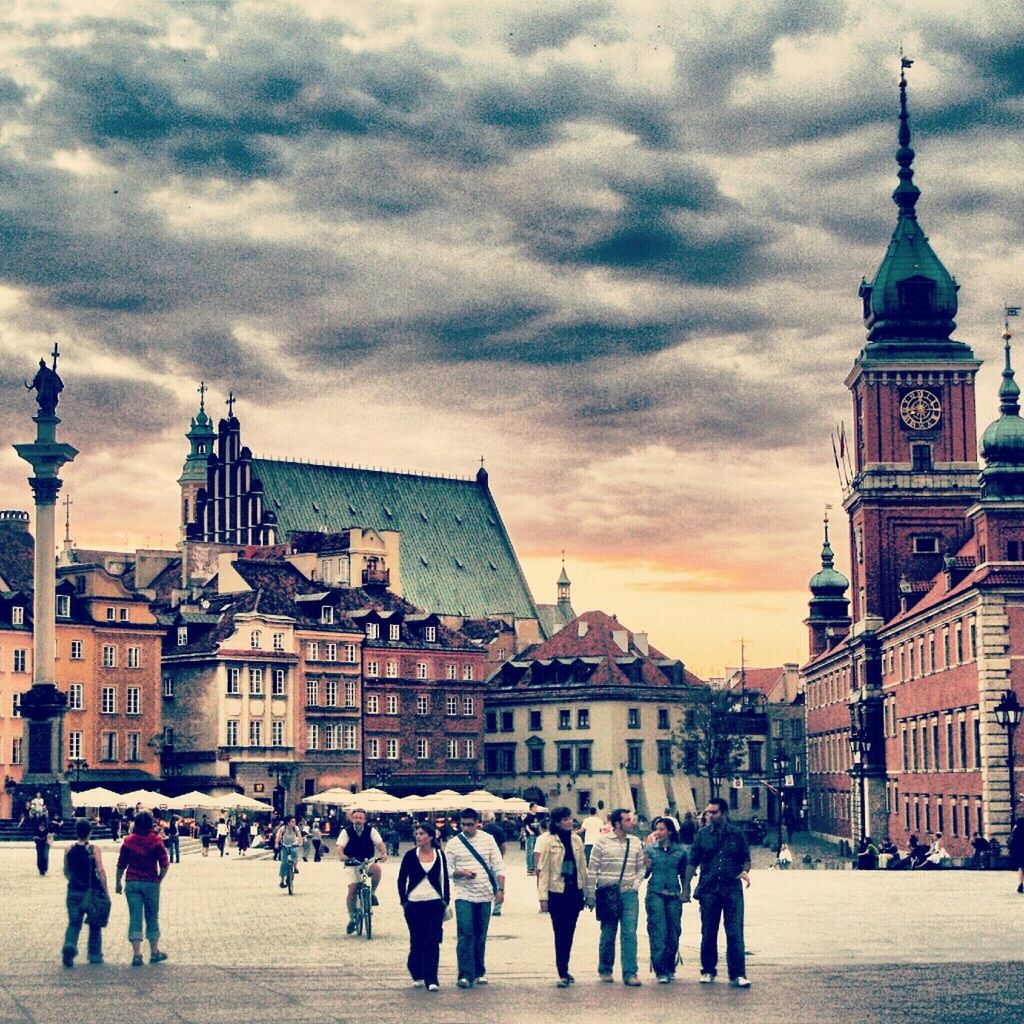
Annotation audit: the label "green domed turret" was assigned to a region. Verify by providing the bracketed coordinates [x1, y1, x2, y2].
[980, 325, 1024, 499]
[809, 515, 850, 599]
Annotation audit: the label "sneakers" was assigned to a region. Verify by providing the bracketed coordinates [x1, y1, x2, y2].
[457, 978, 473, 989]
[150, 952, 168, 964]
[556, 978, 571, 988]
[427, 984, 440, 992]
[657, 975, 671, 984]
[474, 977, 488, 985]
[699, 973, 715, 983]
[565, 974, 576, 984]
[598, 972, 614, 983]
[279, 881, 287, 888]
[346, 918, 357, 935]
[371, 895, 379, 906]
[61, 947, 75, 969]
[131, 954, 144, 967]
[1017, 883, 1023, 894]
[412, 981, 425, 988]
[731, 976, 752, 988]
[623, 975, 641, 987]
[87, 955, 103, 965]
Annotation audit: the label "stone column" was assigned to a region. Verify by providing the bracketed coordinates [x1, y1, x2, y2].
[12, 389, 78, 820]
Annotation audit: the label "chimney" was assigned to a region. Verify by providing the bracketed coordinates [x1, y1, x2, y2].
[634, 632, 649, 655]
[612, 629, 629, 652]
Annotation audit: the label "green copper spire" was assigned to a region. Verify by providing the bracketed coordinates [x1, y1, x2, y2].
[809, 509, 849, 597]
[980, 322, 1024, 499]
[857, 57, 969, 358]
[998, 325, 1020, 415]
[179, 381, 215, 485]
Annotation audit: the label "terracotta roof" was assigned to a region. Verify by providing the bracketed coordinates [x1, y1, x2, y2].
[729, 667, 783, 695]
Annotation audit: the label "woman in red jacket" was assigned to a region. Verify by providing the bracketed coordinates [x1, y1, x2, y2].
[115, 810, 170, 966]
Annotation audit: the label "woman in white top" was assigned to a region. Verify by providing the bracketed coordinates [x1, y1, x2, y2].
[397, 822, 451, 991]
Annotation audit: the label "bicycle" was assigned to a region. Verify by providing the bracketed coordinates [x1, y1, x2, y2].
[282, 844, 299, 895]
[345, 858, 378, 939]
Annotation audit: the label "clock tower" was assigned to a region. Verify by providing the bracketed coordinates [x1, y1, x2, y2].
[844, 65, 981, 624]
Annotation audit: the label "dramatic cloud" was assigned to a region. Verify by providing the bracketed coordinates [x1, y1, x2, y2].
[0, 0, 1020, 672]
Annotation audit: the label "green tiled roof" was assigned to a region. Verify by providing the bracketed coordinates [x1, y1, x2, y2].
[251, 459, 539, 621]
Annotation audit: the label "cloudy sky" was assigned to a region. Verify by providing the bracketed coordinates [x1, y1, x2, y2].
[1, 0, 1022, 676]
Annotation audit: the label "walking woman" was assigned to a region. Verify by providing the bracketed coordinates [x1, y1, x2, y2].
[644, 816, 688, 983]
[236, 818, 251, 857]
[536, 806, 589, 987]
[62, 818, 110, 967]
[114, 810, 170, 966]
[397, 822, 451, 992]
[216, 816, 229, 856]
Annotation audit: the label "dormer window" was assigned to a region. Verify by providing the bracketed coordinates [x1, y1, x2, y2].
[12, 606, 24, 626]
[321, 606, 334, 625]
[56, 595, 70, 618]
[898, 276, 936, 315]
[366, 622, 379, 640]
[389, 623, 400, 641]
[250, 629, 262, 648]
[177, 626, 188, 647]
[425, 626, 436, 643]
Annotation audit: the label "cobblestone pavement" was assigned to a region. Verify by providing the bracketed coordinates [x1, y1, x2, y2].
[2, 842, 1023, 1023]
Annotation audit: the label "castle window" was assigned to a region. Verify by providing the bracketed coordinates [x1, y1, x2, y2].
[912, 535, 938, 554]
[898, 277, 936, 313]
[1008, 541, 1022, 561]
[911, 444, 932, 472]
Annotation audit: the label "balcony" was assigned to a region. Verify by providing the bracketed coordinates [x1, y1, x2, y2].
[362, 567, 390, 587]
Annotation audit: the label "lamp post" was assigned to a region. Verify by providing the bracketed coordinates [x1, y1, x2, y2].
[372, 761, 395, 792]
[850, 728, 872, 843]
[993, 690, 1022, 831]
[772, 750, 790, 852]
[67, 758, 88, 785]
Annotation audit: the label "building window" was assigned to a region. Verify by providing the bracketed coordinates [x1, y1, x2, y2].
[56, 595, 70, 618]
[416, 662, 428, 680]
[366, 737, 379, 759]
[417, 695, 429, 716]
[227, 720, 239, 746]
[558, 746, 573, 772]
[101, 731, 117, 761]
[307, 642, 319, 661]
[307, 724, 320, 750]
[11, 737, 21, 764]
[946, 718, 955, 770]
[658, 708, 670, 730]
[446, 664, 457, 680]
[529, 747, 543, 772]
[973, 717, 982, 768]
[126, 687, 140, 716]
[446, 696, 458, 716]
[119, 608, 128, 622]
[123, 731, 140, 762]
[485, 711, 497, 733]
[250, 630, 262, 649]
[387, 738, 399, 760]
[683, 741, 698, 774]
[106, 607, 115, 621]
[386, 660, 398, 678]
[249, 720, 263, 747]
[576, 745, 590, 771]
[529, 710, 542, 731]
[321, 607, 335, 625]
[747, 742, 763, 773]
[366, 694, 379, 714]
[325, 679, 338, 706]
[68, 731, 82, 760]
[959, 717, 968, 768]
[448, 738, 459, 759]
[577, 708, 590, 729]
[657, 743, 673, 774]
[325, 725, 339, 750]
[626, 742, 643, 772]
[70, 639, 83, 660]
[101, 645, 115, 669]
[389, 623, 401, 641]
[273, 632, 284, 651]
[344, 680, 357, 707]
[225, 666, 239, 695]
[344, 643, 357, 663]
[386, 694, 399, 715]
[558, 709, 571, 730]
[465, 739, 475, 759]
[729, 786, 739, 810]
[463, 664, 474, 681]
[425, 626, 436, 642]
[272, 720, 285, 747]
[416, 738, 429, 759]
[101, 687, 116, 714]
[306, 678, 319, 706]
[501, 710, 514, 732]
[955, 624, 963, 663]
[69, 683, 84, 711]
[365, 621, 378, 639]
[127, 646, 140, 669]
[324, 643, 337, 662]
[249, 668, 264, 695]
[273, 669, 286, 696]
[366, 661, 379, 678]
[627, 708, 641, 729]
[462, 697, 475, 716]
[911, 444, 932, 472]
[342, 724, 356, 750]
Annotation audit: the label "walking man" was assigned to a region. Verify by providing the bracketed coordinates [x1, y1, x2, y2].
[523, 803, 541, 875]
[684, 797, 752, 988]
[165, 814, 180, 864]
[585, 807, 646, 986]
[578, 807, 606, 864]
[445, 808, 505, 988]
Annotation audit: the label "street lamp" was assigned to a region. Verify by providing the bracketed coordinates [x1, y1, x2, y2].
[772, 750, 790, 852]
[994, 689, 1022, 830]
[850, 728, 873, 843]
[372, 761, 395, 791]
[67, 758, 88, 784]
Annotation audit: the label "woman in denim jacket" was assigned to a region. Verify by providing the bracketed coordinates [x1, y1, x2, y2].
[644, 816, 689, 983]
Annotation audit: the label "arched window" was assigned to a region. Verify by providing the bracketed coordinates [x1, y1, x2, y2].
[250, 629, 262, 649]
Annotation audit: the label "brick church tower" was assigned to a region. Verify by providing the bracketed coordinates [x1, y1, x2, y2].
[844, 64, 980, 628]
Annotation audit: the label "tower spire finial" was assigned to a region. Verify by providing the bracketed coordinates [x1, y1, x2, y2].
[197, 380, 207, 414]
[821, 503, 835, 568]
[894, 48, 920, 216]
[1000, 317, 1021, 416]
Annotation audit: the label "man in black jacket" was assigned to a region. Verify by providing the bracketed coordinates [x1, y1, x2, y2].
[683, 797, 751, 988]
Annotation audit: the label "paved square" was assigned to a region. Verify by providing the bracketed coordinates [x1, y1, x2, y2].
[1, 841, 1022, 1023]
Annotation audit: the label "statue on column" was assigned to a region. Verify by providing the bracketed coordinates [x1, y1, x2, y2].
[25, 352, 64, 416]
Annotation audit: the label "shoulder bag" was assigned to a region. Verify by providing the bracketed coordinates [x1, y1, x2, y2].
[456, 832, 498, 894]
[595, 838, 630, 923]
[80, 845, 112, 928]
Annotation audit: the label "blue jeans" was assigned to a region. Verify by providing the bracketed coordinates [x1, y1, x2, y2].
[64, 889, 103, 961]
[279, 845, 299, 878]
[454, 899, 492, 981]
[598, 890, 639, 978]
[646, 892, 682, 976]
[526, 834, 538, 873]
[125, 881, 161, 943]
[166, 836, 180, 863]
[698, 881, 745, 979]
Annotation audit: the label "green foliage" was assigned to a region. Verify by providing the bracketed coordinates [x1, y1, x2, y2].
[670, 687, 747, 798]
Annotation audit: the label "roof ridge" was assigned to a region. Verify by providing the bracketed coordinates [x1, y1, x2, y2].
[253, 455, 475, 483]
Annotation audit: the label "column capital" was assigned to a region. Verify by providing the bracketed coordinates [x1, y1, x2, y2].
[27, 476, 63, 506]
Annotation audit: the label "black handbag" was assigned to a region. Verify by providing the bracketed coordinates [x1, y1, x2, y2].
[595, 839, 630, 923]
[80, 845, 112, 927]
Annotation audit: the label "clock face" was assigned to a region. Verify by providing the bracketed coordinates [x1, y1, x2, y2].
[900, 389, 942, 430]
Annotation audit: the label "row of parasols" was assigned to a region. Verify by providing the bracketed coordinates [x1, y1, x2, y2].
[70, 785, 546, 816]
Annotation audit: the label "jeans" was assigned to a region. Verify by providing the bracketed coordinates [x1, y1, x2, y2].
[404, 900, 445, 986]
[35, 839, 50, 875]
[217, 835, 227, 856]
[64, 889, 103, 961]
[698, 881, 745, 979]
[454, 899, 491, 981]
[526, 834, 538, 873]
[646, 892, 682, 976]
[166, 836, 180, 863]
[125, 881, 161, 943]
[313, 840, 322, 862]
[548, 889, 583, 978]
[584, 844, 593, 864]
[598, 890, 639, 978]
[279, 845, 299, 879]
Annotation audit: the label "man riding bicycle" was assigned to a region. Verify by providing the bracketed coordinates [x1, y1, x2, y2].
[277, 816, 302, 889]
[337, 809, 388, 933]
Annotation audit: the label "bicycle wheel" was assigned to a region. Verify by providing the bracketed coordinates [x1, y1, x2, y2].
[355, 892, 364, 936]
[361, 885, 373, 940]
[287, 862, 294, 895]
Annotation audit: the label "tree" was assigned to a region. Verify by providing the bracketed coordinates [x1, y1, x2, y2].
[671, 687, 747, 799]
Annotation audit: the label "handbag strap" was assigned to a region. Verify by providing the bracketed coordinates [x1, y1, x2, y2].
[457, 832, 497, 893]
[616, 838, 630, 886]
